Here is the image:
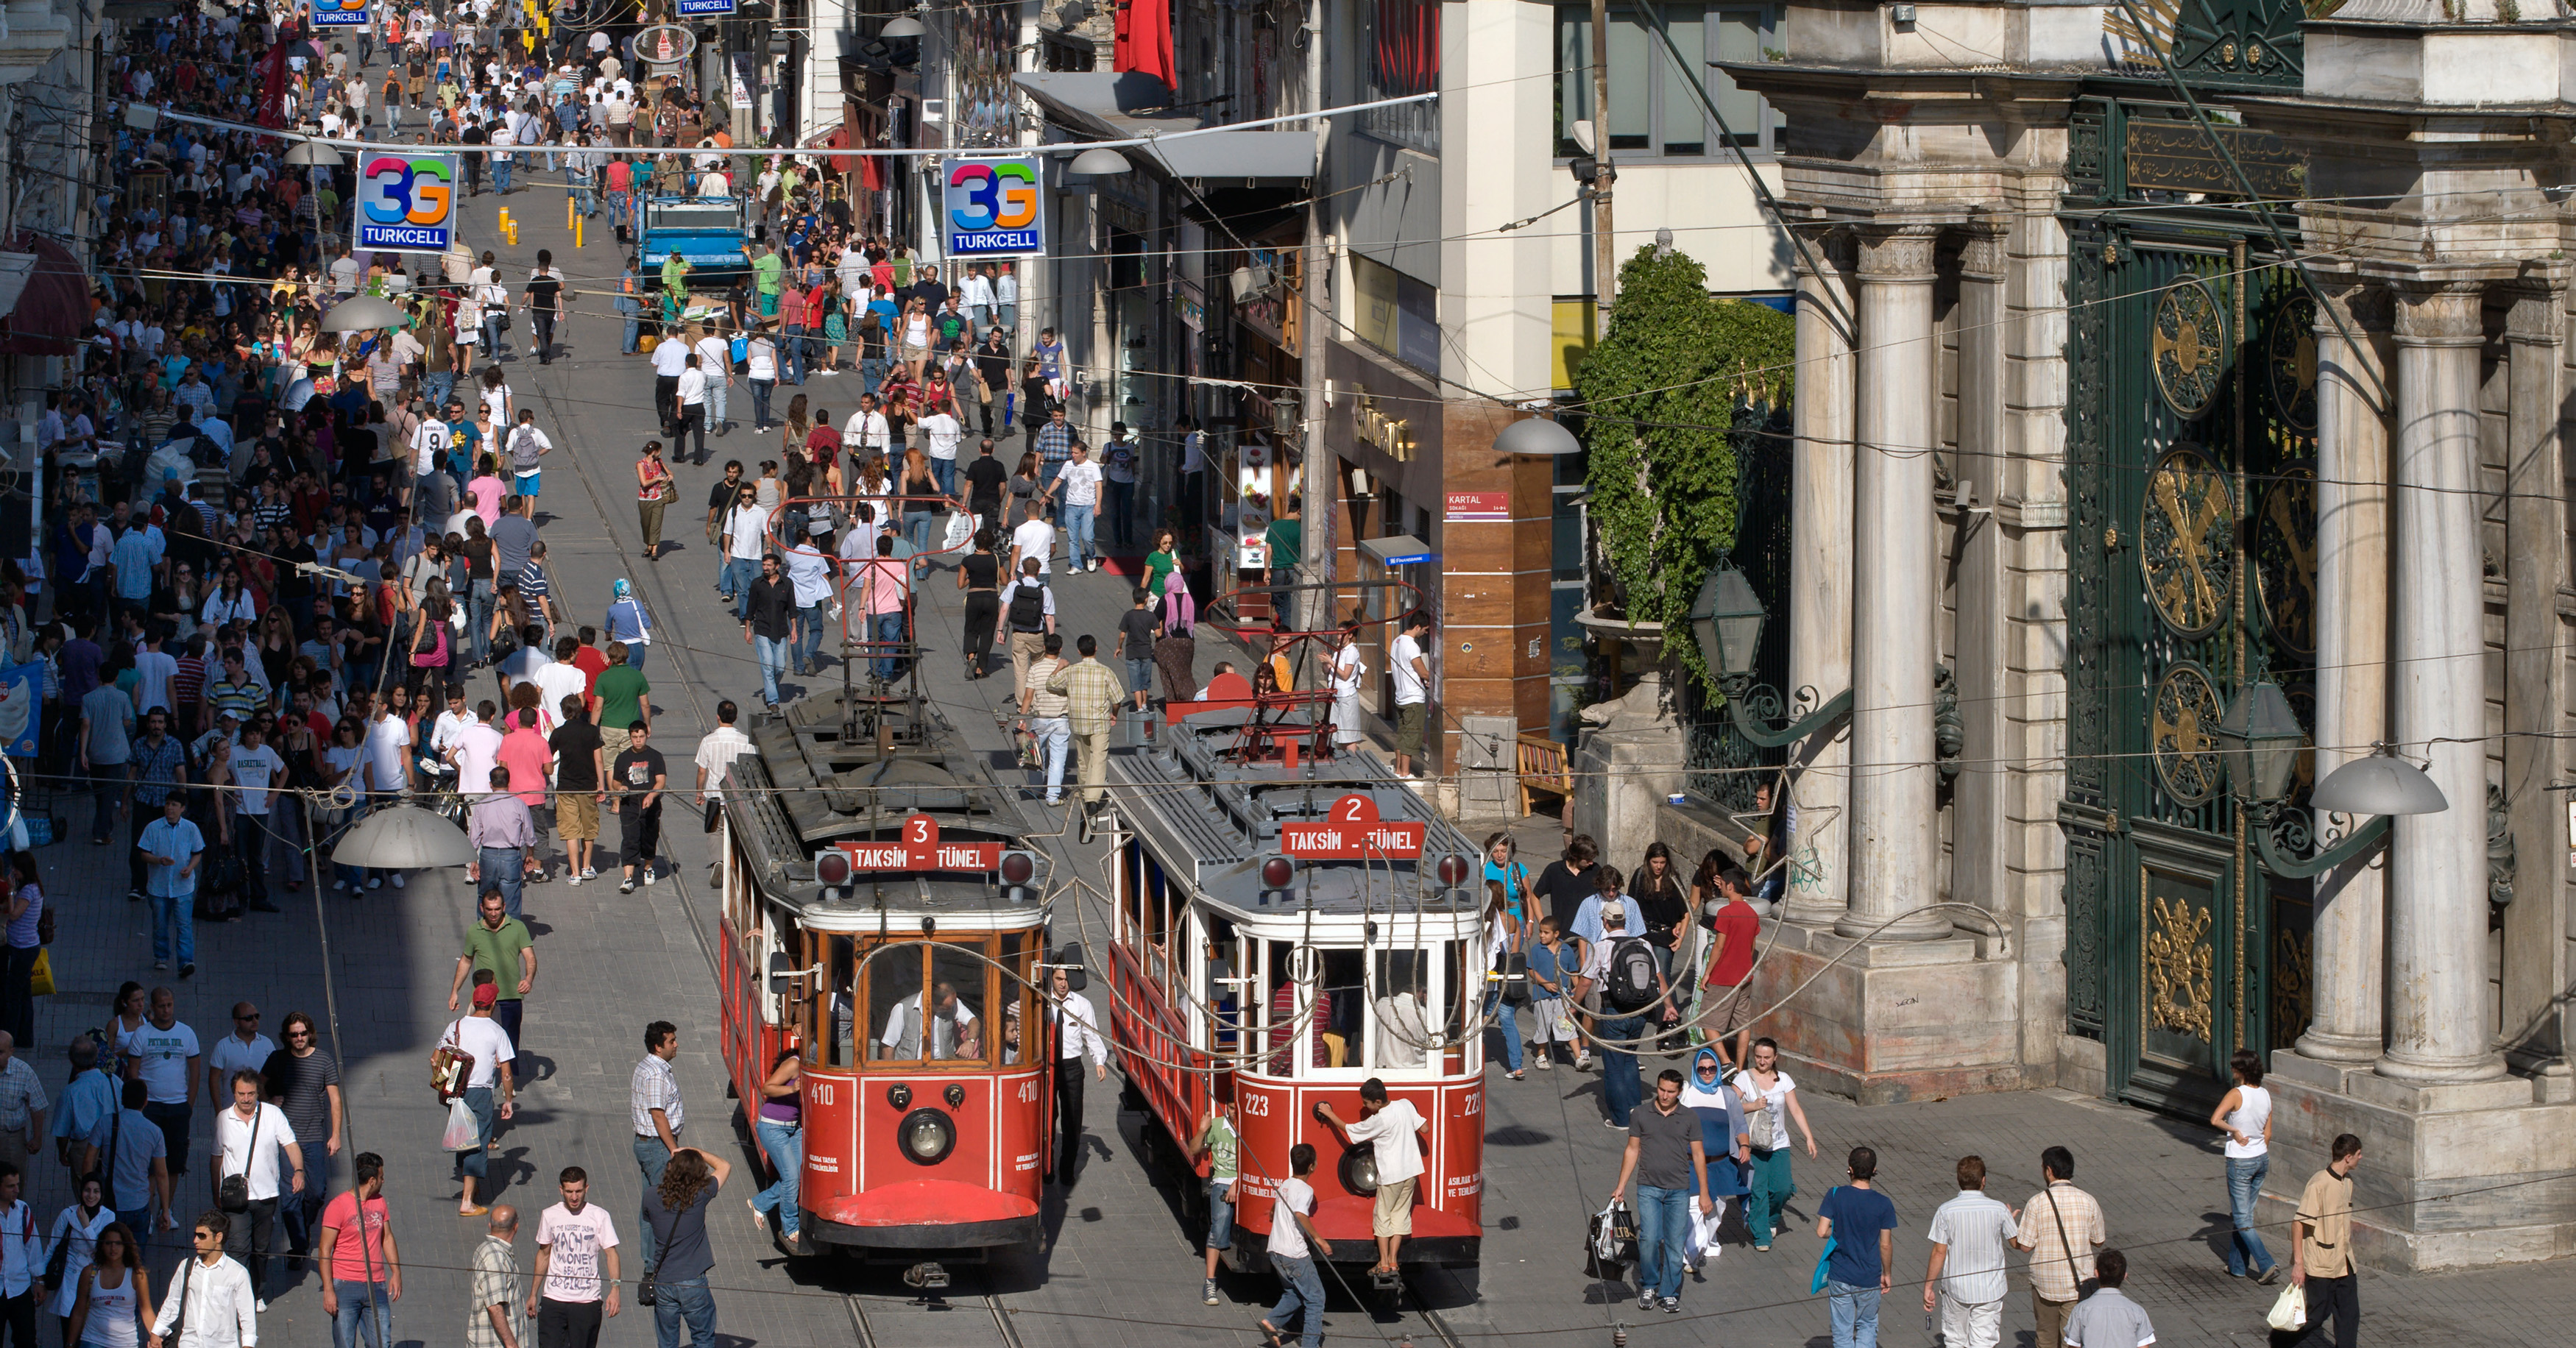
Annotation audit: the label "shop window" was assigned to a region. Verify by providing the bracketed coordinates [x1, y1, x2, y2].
[1363, 0, 1441, 152]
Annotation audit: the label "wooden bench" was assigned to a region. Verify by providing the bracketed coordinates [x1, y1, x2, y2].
[1517, 733, 1574, 816]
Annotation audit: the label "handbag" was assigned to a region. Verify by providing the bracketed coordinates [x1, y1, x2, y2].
[1582, 1200, 1638, 1280]
[1809, 1187, 1841, 1294]
[637, 1232, 665, 1307]
[2266, 1282, 2307, 1332]
[1501, 951, 1530, 1007]
[218, 1104, 261, 1212]
[27, 951, 52, 998]
[1734, 1071, 1780, 1152]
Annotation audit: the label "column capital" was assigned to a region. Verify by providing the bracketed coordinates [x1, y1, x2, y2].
[1854, 224, 1940, 283]
[1957, 226, 2008, 283]
[2391, 280, 2485, 347]
[2312, 274, 2389, 338]
[1792, 225, 1855, 280]
[2503, 282, 2564, 346]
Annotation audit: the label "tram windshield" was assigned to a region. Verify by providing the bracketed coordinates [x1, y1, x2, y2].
[860, 936, 995, 1065]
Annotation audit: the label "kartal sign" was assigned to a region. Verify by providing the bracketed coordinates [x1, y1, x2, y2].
[944, 157, 1045, 258]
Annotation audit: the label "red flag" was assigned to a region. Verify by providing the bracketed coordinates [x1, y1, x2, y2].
[1114, 0, 1175, 91]
[255, 42, 291, 130]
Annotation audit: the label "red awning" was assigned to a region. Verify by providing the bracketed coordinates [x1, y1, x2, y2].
[0, 235, 91, 356]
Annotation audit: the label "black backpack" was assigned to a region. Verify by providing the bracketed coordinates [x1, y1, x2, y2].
[1008, 581, 1047, 632]
[1602, 936, 1660, 1013]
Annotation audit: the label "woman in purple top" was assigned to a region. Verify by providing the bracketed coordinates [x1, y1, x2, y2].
[749, 1047, 804, 1241]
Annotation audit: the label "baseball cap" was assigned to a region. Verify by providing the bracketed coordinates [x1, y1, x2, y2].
[472, 983, 499, 1007]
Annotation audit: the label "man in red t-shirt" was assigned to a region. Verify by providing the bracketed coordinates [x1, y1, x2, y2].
[570, 631, 611, 698]
[319, 1152, 402, 1336]
[1698, 867, 1763, 1069]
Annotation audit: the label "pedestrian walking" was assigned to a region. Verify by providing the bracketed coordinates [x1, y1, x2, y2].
[548, 698, 605, 887]
[1018, 634, 1072, 806]
[0, 1163, 41, 1341]
[1924, 1156, 2018, 1348]
[691, 702, 756, 837]
[630, 1023, 682, 1264]
[258, 1012, 342, 1259]
[1816, 1146, 1900, 1348]
[52, 1038, 116, 1197]
[997, 558, 1055, 698]
[1189, 1089, 1239, 1305]
[2209, 1047, 2280, 1283]
[528, 1169, 620, 1348]
[445, 985, 517, 1218]
[746, 1049, 802, 1246]
[1610, 1068, 1713, 1315]
[609, 724, 668, 893]
[2062, 1248, 2155, 1348]
[79, 1082, 169, 1241]
[1387, 611, 1432, 778]
[467, 1205, 525, 1348]
[1045, 635, 1127, 810]
[1257, 1143, 1329, 1348]
[450, 892, 537, 1053]
[1526, 918, 1584, 1071]
[121, 989, 197, 1186]
[209, 1069, 302, 1309]
[639, 1149, 729, 1348]
[318, 1153, 397, 1348]
[1315, 1079, 1427, 1274]
[1574, 906, 1665, 1128]
[2010, 1145, 2104, 1348]
[1694, 862, 1761, 1068]
[1677, 1047, 1750, 1272]
[136, 798, 202, 977]
[467, 769, 539, 923]
[61, 1213, 148, 1348]
[48, 1175, 114, 1334]
[1731, 1037, 1817, 1249]
[147, 1213, 256, 1348]
[201, 1010, 271, 1138]
[0, 1035, 46, 1183]
[2291, 1133, 2363, 1348]
[1041, 968, 1107, 1187]
[743, 555, 796, 710]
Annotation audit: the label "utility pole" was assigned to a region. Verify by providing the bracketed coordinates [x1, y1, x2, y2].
[1298, 0, 1330, 636]
[1588, 0, 1617, 336]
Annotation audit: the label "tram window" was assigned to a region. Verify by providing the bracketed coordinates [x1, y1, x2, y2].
[999, 932, 1034, 1065]
[1371, 950, 1429, 1069]
[866, 940, 927, 1060]
[1205, 918, 1240, 1052]
[1265, 940, 1325, 1075]
[930, 940, 990, 1060]
[1322, 949, 1365, 1066]
[825, 936, 858, 1068]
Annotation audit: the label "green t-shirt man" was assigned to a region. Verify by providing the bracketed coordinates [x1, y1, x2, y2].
[751, 249, 784, 297]
[464, 917, 535, 1002]
[661, 252, 690, 298]
[1264, 514, 1303, 570]
[595, 664, 651, 731]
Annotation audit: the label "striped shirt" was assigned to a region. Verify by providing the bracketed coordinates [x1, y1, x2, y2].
[1045, 657, 1127, 735]
[0, 1057, 48, 1132]
[517, 560, 551, 606]
[466, 1234, 525, 1348]
[206, 674, 263, 723]
[1033, 420, 1075, 467]
[2016, 1181, 2106, 1302]
[629, 1053, 682, 1137]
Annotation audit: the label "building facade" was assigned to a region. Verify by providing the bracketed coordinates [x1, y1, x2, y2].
[1733, 0, 2576, 1271]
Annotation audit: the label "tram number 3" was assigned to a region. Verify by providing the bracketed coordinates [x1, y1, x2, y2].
[907, 817, 935, 845]
[1241, 1095, 1271, 1117]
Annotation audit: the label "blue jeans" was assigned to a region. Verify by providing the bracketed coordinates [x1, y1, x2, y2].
[1266, 1252, 1326, 1348]
[905, 511, 936, 571]
[860, 355, 885, 395]
[753, 1118, 802, 1236]
[481, 313, 505, 357]
[651, 1276, 717, 1348]
[1206, 1177, 1234, 1252]
[872, 612, 905, 680]
[749, 378, 774, 428]
[1827, 1278, 1882, 1348]
[495, 158, 514, 194]
[623, 313, 641, 355]
[1032, 716, 1070, 803]
[331, 1280, 392, 1348]
[90, 767, 123, 842]
[1482, 988, 1524, 1073]
[1105, 478, 1136, 547]
[796, 602, 829, 672]
[635, 1134, 673, 1263]
[1597, 1014, 1643, 1125]
[932, 457, 958, 497]
[782, 324, 806, 383]
[469, 580, 496, 665]
[1039, 461, 1064, 522]
[149, 890, 195, 965]
[755, 634, 793, 705]
[425, 370, 457, 408]
[1633, 1184, 1691, 1299]
[1063, 503, 1097, 570]
[721, 557, 760, 613]
[569, 171, 595, 217]
[2226, 1154, 2276, 1277]
[283, 1138, 330, 1252]
[458, 1087, 495, 1181]
[479, 846, 526, 922]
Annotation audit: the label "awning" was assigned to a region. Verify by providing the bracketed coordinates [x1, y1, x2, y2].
[1012, 71, 1317, 184]
[0, 235, 91, 356]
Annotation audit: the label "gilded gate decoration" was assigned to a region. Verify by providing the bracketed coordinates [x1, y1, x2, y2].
[2058, 43, 2322, 1113]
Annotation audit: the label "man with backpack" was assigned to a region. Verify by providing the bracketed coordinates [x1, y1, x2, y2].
[1574, 907, 1669, 1129]
[996, 557, 1056, 699]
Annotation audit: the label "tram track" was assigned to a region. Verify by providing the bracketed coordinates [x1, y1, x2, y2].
[1404, 1279, 1468, 1348]
[843, 1289, 1026, 1348]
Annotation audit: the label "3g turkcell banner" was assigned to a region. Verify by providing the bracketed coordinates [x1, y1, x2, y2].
[354, 152, 459, 253]
[943, 157, 1046, 258]
[310, 0, 371, 28]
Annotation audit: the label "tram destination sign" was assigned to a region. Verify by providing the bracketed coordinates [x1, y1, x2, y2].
[1281, 794, 1425, 859]
[843, 815, 1002, 871]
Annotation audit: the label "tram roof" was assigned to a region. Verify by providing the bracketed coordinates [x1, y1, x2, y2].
[723, 695, 1040, 925]
[1108, 717, 1482, 920]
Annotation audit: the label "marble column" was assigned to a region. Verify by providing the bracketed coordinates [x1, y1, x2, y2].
[2500, 281, 2567, 1070]
[2299, 278, 2392, 1065]
[1842, 224, 1950, 941]
[1950, 226, 2008, 913]
[2379, 280, 2506, 1084]
[1784, 229, 1856, 929]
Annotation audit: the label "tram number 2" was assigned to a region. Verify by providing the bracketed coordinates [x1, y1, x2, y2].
[1240, 1094, 1271, 1118]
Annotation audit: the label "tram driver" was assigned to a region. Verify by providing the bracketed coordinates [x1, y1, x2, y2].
[880, 981, 981, 1059]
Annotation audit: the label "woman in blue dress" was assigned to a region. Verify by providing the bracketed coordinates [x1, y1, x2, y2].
[1680, 1046, 1752, 1272]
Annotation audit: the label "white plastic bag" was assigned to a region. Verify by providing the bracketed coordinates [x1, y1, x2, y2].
[2265, 1282, 2307, 1333]
[1684, 1196, 1727, 1269]
[441, 1098, 481, 1152]
[943, 511, 974, 550]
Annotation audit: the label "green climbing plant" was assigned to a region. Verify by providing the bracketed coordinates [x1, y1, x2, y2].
[1574, 244, 1795, 697]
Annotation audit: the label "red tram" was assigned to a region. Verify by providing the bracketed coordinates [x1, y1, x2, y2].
[1100, 695, 1489, 1276]
[715, 692, 1060, 1280]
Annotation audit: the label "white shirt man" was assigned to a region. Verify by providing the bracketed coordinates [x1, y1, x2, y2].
[0, 1173, 39, 1300]
[151, 1227, 258, 1348]
[677, 363, 709, 410]
[1058, 453, 1103, 508]
[1926, 1168, 2020, 1348]
[1010, 512, 1057, 576]
[699, 168, 731, 199]
[649, 335, 690, 380]
[880, 989, 977, 1060]
[693, 332, 732, 387]
[725, 500, 774, 562]
[205, 1011, 275, 1107]
[959, 269, 996, 314]
[843, 406, 892, 458]
[784, 536, 835, 609]
[213, 1077, 303, 1202]
[531, 660, 590, 737]
[919, 409, 963, 467]
[452, 716, 506, 795]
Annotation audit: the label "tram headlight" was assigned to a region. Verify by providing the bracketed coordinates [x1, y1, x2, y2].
[999, 849, 1038, 902]
[816, 849, 851, 887]
[1437, 854, 1473, 888]
[899, 1107, 957, 1165]
[1339, 1146, 1381, 1196]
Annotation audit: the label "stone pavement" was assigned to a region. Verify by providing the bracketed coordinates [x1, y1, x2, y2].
[18, 121, 2576, 1348]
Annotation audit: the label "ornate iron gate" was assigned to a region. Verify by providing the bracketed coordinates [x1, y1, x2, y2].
[2059, 90, 2321, 1112]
